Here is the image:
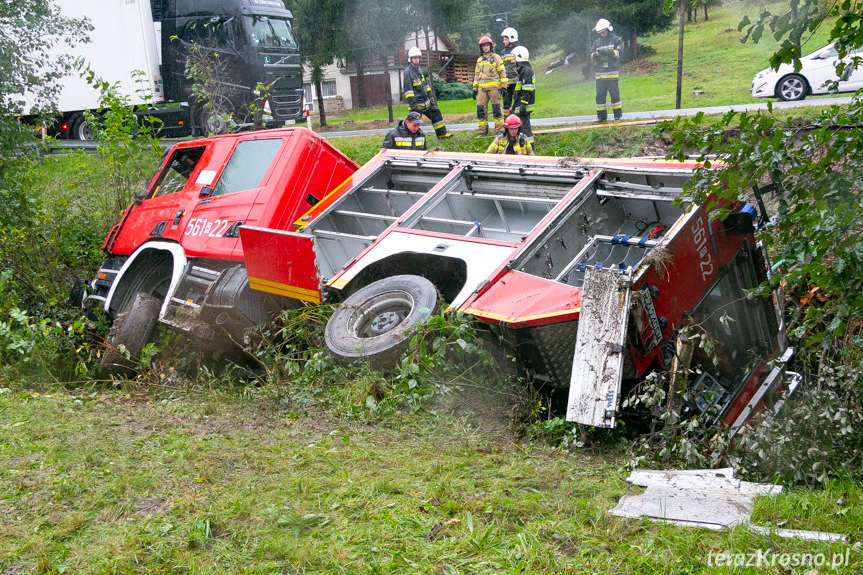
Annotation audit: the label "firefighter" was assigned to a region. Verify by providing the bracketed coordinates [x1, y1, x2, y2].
[381, 111, 426, 151]
[403, 46, 451, 139]
[500, 27, 520, 111]
[591, 18, 623, 122]
[509, 45, 534, 142]
[472, 36, 507, 136]
[485, 114, 534, 155]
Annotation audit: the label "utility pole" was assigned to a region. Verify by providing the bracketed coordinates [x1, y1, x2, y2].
[675, 0, 685, 109]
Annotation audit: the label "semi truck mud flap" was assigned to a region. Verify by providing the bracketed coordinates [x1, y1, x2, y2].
[566, 268, 633, 428]
[239, 225, 321, 304]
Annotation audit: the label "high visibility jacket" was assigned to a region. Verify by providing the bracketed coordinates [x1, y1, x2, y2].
[381, 120, 426, 150]
[486, 133, 534, 155]
[512, 63, 535, 113]
[403, 63, 432, 107]
[473, 53, 507, 90]
[500, 42, 520, 86]
[591, 32, 623, 77]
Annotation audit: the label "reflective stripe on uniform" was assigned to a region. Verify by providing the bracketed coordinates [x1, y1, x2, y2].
[475, 80, 502, 88]
[611, 101, 622, 109]
[394, 138, 425, 147]
[597, 73, 619, 79]
[433, 121, 445, 130]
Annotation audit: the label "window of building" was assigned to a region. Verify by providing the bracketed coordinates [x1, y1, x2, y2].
[303, 80, 338, 101]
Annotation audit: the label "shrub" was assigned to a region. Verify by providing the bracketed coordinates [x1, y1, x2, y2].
[432, 79, 473, 101]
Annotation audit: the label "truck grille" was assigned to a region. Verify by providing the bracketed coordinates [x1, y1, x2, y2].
[268, 77, 303, 121]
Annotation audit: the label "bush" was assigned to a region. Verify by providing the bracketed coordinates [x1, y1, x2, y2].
[732, 352, 863, 485]
[432, 79, 474, 101]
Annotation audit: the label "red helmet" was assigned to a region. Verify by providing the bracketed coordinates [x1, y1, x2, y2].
[478, 35, 494, 49]
[504, 114, 522, 128]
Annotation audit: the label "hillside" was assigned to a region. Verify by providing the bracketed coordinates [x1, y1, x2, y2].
[315, 0, 836, 130]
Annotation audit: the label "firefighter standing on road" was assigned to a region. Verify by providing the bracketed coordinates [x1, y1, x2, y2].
[403, 47, 451, 139]
[509, 45, 535, 143]
[472, 36, 507, 136]
[500, 27, 520, 112]
[591, 18, 623, 122]
[381, 111, 426, 152]
[485, 114, 534, 155]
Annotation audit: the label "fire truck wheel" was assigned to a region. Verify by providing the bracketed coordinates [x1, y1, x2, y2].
[99, 291, 161, 378]
[325, 275, 440, 370]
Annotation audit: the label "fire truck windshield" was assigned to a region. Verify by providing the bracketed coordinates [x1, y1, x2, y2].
[244, 15, 297, 49]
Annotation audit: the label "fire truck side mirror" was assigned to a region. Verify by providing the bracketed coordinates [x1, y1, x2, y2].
[133, 189, 147, 205]
[199, 185, 213, 198]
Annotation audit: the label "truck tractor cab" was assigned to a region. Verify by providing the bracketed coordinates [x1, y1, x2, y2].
[156, 0, 304, 132]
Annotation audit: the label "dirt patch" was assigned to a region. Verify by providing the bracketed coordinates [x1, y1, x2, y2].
[623, 59, 661, 75]
[638, 137, 672, 157]
[136, 496, 169, 517]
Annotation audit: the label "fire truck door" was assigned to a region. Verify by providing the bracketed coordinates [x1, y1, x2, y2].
[566, 267, 633, 428]
[181, 137, 287, 260]
[107, 146, 207, 254]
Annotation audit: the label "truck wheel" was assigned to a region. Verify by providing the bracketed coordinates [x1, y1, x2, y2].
[325, 275, 440, 370]
[776, 74, 808, 101]
[68, 112, 100, 141]
[99, 292, 161, 377]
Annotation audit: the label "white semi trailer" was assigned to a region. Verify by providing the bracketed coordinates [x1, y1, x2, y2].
[26, 0, 304, 139]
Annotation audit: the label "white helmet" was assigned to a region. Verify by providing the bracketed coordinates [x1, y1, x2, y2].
[501, 27, 518, 42]
[512, 45, 529, 63]
[594, 18, 612, 33]
[408, 47, 421, 59]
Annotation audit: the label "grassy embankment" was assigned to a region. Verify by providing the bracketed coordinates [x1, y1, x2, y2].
[1, 387, 861, 574]
[312, 0, 836, 131]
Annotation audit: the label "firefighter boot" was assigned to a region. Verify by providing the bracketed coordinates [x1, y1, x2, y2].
[476, 105, 487, 135]
[491, 104, 503, 133]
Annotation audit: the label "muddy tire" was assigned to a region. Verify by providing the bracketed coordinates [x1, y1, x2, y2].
[325, 275, 440, 370]
[99, 292, 161, 377]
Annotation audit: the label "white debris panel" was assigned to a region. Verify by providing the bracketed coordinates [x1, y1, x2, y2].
[610, 468, 782, 529]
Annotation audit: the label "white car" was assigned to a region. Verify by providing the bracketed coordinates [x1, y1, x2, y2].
[751, 43, 863, 100]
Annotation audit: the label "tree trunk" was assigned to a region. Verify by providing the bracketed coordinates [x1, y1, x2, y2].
[315, 77, 327, 128]
[382, 52, 394, 122]
[356, 60, 368, 108]
[676, 0, 685, 109]
[686, 3, 692, 22]
[424, 27, 436, 100]
[704, 4, 708, 21]
[632, 27, 639, 59]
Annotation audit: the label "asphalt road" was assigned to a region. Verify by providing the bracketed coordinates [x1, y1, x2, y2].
[319, 96, 855, 139]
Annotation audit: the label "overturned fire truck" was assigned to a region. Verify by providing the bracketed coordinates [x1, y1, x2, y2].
[240, 150, 799, 430]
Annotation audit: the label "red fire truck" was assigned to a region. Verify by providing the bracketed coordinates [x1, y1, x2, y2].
[240, 150, 799, 430]
[87, 128, 358, 372]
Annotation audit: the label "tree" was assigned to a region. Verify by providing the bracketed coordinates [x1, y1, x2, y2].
[517, 0, 672, 64]
[0, 0, 89, 226]
[659, 0, 863, 483]
[289, 0, 345, 127]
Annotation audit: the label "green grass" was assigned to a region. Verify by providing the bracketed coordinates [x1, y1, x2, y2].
[1, 387, 860, 574]
[314, 0, 838, 132]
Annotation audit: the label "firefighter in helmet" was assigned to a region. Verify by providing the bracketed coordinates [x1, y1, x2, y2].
[499, 27, 521, 111]
[381, 111, 426, 152]
[591, 18, 623, 122]
[403, 46, 451, 139]
[472, 35, 507, 136]
[485, 114, 534, 155]
[509, 45, 534, 142]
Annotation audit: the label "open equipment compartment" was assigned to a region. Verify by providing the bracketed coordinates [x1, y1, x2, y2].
[513, 166, 694, 285]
